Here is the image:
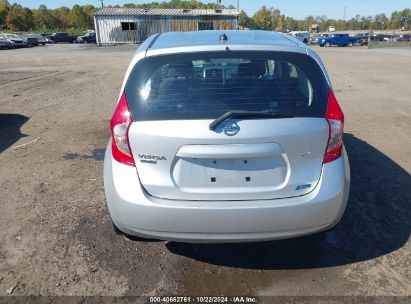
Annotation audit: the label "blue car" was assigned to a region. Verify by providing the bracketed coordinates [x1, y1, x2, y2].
[318, 34, 358, 47]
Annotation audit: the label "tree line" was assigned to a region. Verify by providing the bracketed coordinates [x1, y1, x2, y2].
[0, 0, 95, 34]
[240, 6, 411, 32]
[0, 0, 410, 35]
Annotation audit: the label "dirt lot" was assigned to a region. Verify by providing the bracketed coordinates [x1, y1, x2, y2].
[0, 44, 410, 297]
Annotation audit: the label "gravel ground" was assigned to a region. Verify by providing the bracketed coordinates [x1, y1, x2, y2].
[0, 44, 410, 297]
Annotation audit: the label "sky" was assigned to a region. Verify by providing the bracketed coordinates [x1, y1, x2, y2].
[14, 0, 411, 20]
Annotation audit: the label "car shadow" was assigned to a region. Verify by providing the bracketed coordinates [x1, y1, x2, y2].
[166, 133, 411, 269]
[0, 113, 29, 153]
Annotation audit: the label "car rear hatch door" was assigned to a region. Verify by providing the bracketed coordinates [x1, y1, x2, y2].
[128, 118, 328, 200]
[125, 51, 330, 201]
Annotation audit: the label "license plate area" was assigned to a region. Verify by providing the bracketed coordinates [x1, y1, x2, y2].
[172, 156, 288, 190]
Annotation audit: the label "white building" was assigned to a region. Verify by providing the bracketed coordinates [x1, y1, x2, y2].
[94, 8, 239, 45]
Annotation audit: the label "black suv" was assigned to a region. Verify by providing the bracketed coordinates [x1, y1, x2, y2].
[47, 32, 77, 43]
[397, 34, 411, 42]
[77, 32, 96, 44]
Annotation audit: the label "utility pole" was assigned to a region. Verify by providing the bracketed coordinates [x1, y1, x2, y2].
[343, 6, 347, 20]
[99, 0, 104, 9]
[237, 0, 240, 30]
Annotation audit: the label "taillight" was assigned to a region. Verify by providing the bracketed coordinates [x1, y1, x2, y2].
[324, 88, 344, 164]
[110, 91, 135, 167]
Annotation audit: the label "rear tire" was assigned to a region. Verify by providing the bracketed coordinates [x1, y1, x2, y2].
[325, 41, 331, 47]
[348, 41, 353, 47]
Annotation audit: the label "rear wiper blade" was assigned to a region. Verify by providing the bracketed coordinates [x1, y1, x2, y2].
[209, 110, 293, 130]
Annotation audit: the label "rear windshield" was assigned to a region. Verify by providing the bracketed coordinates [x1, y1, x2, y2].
[125, 51, 328, 121]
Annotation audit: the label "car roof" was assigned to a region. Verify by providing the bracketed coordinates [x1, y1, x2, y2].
[128, 30, 325, 75]
[146, 30, 305, 52]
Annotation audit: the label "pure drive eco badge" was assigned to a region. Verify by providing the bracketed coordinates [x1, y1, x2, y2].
[296, 184, 312, 190]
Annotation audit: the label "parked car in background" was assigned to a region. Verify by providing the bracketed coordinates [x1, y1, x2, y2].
[0, 33, 26, 47]
[0, 37, 15, 49]
[382, 35, 394, 41]
[46, 32, 77, 43]
[104, 30, 350, 243]
[25, 34, 48, 45]
[318, 34, 357, 47]
[396, 34, 410, 42]
[329, 26, 336, 32]
[370, 34, 392, 42]
[77, 31, 96, 44]
[21, 35, 39, 47]
[288, 31, 310, 44]
[354, 33, 369, 46]
[310, 33, 329, 45]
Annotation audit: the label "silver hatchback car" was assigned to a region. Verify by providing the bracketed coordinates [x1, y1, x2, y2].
[104, 30, 350, 243]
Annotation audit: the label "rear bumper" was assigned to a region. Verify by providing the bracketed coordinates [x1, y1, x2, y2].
[104, 144, 350, 243]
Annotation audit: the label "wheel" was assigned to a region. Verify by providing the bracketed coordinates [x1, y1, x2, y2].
[325, 41, 331, 47]
[348, 41, 353, 47]
[42, 43, 45, 46]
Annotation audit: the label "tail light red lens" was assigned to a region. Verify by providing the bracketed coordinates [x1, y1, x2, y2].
[110, 92, 135, 166]
[324, 89, 344, 164]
